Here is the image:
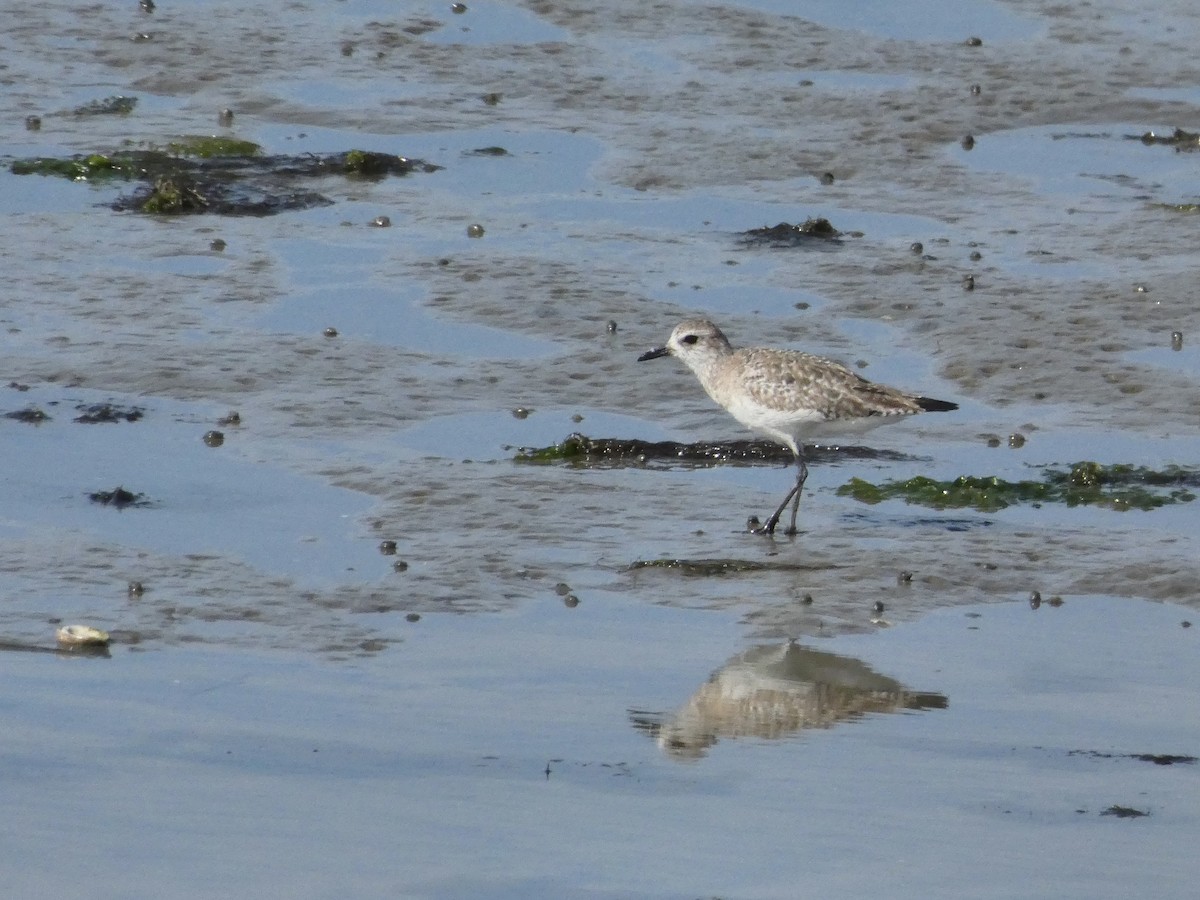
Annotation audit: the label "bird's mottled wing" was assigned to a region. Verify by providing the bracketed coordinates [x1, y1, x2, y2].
[735, 349, 922, 420]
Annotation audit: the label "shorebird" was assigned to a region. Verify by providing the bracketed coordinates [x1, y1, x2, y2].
[638, 318, 957, 535]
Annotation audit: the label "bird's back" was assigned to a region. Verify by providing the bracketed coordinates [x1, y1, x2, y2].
[705, 346, 950, 446]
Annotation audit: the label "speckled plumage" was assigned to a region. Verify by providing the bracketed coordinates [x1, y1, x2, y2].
[638, 318, 957, 535]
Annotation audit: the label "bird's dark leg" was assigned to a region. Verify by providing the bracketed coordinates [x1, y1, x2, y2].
[754, 451, 808, 536]
[784, 453, 809, 535]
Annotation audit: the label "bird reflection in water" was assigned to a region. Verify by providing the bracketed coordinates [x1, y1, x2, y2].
[630, 641, 946, 760]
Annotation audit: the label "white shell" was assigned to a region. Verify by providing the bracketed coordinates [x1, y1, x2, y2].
[56, 624, 111, 646]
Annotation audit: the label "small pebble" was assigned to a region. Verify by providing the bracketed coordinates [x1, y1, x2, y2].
[405, 612, 421, 622]
[965, 36, 983, 46]
[323, 326, 339, 338]
[393, 559, 409, 572]
[563, 594, 580, 608]
[451, 2, 467, 12]
[466, 223, 485, 238]
[379, 540, 398, 555]
[910, 241, 924, 254]
[202, 430, 225, 447]
[554, 582, 571, 596]
[512, 407, 531, 419]
[209, 238, 226, 252]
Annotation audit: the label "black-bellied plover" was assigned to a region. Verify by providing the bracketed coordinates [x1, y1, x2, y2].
[638, 318, 957, 535]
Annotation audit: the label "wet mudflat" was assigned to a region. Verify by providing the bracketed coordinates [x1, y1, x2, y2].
[2, 0, 1199, 896]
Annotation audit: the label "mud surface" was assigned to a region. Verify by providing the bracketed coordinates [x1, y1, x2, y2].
[1, 0, 1198, 896]
[2, 0, 1198, 651]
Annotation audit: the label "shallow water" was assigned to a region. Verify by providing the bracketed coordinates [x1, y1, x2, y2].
[1, 0, 1198, 895]
[5, 595, 1196, 898]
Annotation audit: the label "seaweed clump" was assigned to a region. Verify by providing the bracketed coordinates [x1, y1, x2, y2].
[72, 95, 138, 116]
[837, 462, 1198, 512]
[1136, 127, 1200, 150]
[74, 403, 144, 424]
[740, 218, 843, 246]
[4, 407, 51, 424]
[513, 433, 913, 469]
[88, 486, 149, 509]
[11, 140, 440, 216]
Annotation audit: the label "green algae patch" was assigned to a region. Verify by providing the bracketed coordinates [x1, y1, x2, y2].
[342, 149, 418, 177]
[165, 135, 263, 158]
[1154, 202, 1200, 214]
[72, 95, 138, 116]
[839, 475, 1046, 512]
[520, 439, 1194, 512]
[838, 462, 1198, 512]
[10, 153, 134, 181]
[515, 433, 599, 463]
[140, 177, 208, 214]
[11, 144, 439, 216]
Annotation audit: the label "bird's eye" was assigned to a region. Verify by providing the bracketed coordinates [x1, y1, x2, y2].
[680, 334, 699, 345]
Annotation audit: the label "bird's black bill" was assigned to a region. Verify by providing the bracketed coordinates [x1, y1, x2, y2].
[916, 396, 958, 413]
[638, 346, 670, 362]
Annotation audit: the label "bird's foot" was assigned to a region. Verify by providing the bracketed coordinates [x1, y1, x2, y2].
[746, 515, 800, 537]
[746, 515, 772, 535]
[747, 515, 789, 536]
